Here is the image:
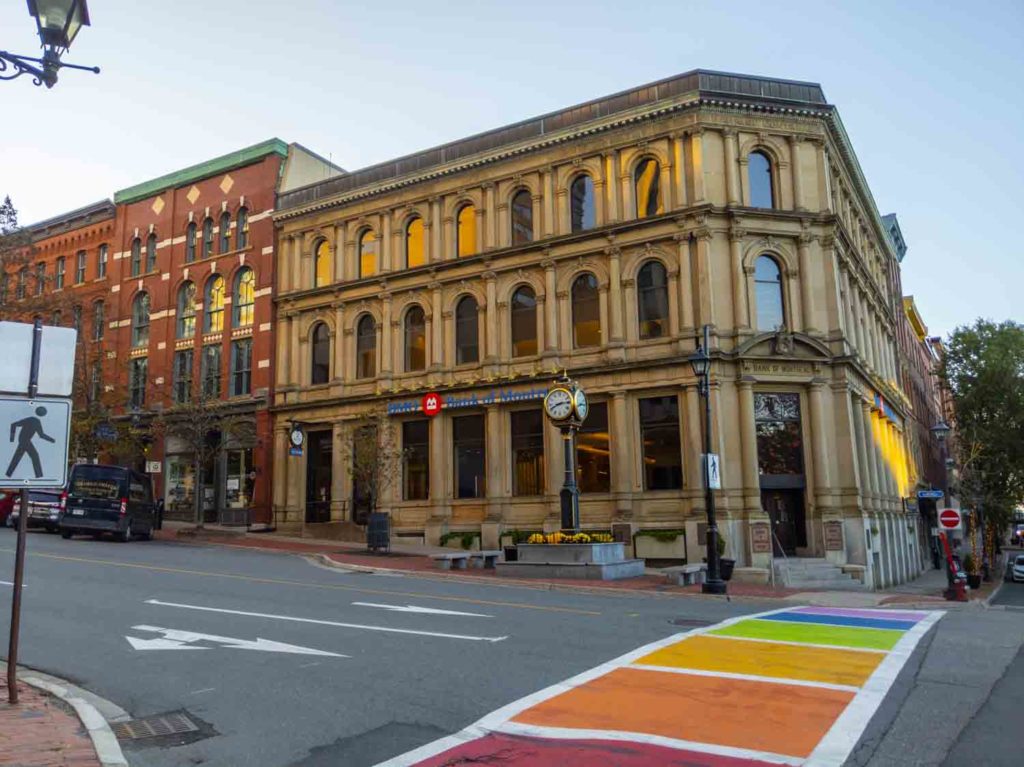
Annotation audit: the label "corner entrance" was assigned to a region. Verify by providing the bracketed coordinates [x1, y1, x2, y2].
[762, 489, 805, 556]
[305, 431, 332, 523]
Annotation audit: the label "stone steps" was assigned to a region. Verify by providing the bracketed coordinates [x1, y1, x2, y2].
[774, 558, 865, 591]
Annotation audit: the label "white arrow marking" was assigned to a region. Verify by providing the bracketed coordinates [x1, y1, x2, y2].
[145, 599, 508, 643]
[352, 602, 491, 618]
[126, 625, 347, 657]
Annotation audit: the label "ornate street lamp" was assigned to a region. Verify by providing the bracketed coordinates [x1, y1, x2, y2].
[688, 324, 727, 595]
[0, 1, 99, 88]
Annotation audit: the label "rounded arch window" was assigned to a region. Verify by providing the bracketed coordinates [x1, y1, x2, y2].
[236, 207, 249, 249]
[185, 222, 197, 262]
[358, 229, 377, 278]
[571, 273, 601, 348]
[570, 175, 596, 232]
[754, 255, 785, 331]
[404, 305, 426, 372]
[510, 286, 538, 358]
[455, 295, 479, 365]
[313, 239, 331, 287]
[130, 237, 142, 276]
[205, 274, 225, 333]
[637, 261, 669, 339]
[748, 151, 775, 208]
[145, 233, 157, 272]
[510, 189, 533, 245]
[202, 217, 214, 258]
[310, 322, 330, 385]
[456, 204, 476, 258]
[356, 314, 376, 379]
[233, 267, 255, 326]
[405, 217, 425, 269]
[131, 292, 150, 347]
[634, 158, 663, 218]
[176, 281, 196, 338]
[219, 211, 231, 253]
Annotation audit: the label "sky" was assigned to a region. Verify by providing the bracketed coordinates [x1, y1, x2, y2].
[1, 1, 1021, 337]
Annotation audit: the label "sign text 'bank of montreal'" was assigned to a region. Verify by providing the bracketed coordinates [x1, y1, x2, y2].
[386, 387, 549, 416]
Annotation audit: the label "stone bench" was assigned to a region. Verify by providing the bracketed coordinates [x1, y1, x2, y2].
[469, 550, 502, 569]
[663, 564, 706, 586]
[431, 553, 471, 570]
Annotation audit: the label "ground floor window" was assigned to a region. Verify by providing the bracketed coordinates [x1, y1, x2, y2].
[453, 414, 485, 499]
[639, 395, 682, 490]
[225, 448, 255, 509]
[510, 409, 544, 496]
[403, 419, 429, 500]
[577, 401, 610, 493]
[166, 456, 194, 517]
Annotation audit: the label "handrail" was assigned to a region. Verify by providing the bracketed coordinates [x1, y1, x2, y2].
[772, 524, 790, 587]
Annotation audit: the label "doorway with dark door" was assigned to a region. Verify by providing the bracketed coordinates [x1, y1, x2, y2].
[754, 392, 809, 556]
[762, 489, 805, 556]
[305, 430, 332, 523]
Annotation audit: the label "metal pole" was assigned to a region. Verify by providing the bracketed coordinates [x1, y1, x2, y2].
[560, 426, 580, 532]
[701, 325, 726, 595]
[938, 438, 954, 590]
[7, 319, 43, 704]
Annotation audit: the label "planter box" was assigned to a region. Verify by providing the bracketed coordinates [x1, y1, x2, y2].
[634, 535, 686, 561]
[500, 541, 644, 580]
[517, 542, 626, 564]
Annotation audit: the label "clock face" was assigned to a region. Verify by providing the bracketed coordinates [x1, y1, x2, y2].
[574, 389, 589, 420]
[544, 388, 574, 421]
[290, 428, 304, 447]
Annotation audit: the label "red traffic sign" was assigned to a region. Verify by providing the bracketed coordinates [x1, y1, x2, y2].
[939, 508, 961, 529]
[421, 392, 443, 417]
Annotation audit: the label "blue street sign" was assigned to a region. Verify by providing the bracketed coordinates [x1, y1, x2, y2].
[917, 490, 944, 499]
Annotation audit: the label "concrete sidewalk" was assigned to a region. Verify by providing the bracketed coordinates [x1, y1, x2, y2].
[0, 679, 102, 767]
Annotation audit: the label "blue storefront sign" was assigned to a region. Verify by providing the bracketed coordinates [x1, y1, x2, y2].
[917, 489, 944, 499]
[387, 386, 548, 416]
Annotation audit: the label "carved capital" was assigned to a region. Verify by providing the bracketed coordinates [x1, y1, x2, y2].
[694, 229, 713, 243]
[621, 278, 636, 288]
[540, 259, 556, 270]
[481, 181, 495, 191]
[666, 268, 680, 279]
[482, 270, 497, 281]
[722, 127, 737, 138]
[729, 229, 746, 242]
[428, 281, 442, 291]
[556, 290, 569, 300]
[441, 310, 453, 320]
[798, 233, 815, 247]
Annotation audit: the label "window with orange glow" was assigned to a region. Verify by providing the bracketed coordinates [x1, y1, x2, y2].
[358, 230, 377, 277]
[634, 158, 663, 218]
[456, 204, 476, 257]
[406, 217, 425, 268]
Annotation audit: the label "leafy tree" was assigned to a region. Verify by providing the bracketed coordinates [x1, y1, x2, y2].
[942, 319, 1024, 537]
[337, 408, 404, 524]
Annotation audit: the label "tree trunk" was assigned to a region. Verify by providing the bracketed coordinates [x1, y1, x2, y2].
[193, 459, 204, 529]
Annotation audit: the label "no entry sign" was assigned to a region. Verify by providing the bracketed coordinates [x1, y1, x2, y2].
[939, 509, 961, 529]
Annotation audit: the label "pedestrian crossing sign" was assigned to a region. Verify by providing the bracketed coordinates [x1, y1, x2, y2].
[0, 396, 72, 487]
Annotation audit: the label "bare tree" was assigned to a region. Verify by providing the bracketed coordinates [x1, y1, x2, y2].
[337, 407, 404, 523]
[0, 196, 76, 323]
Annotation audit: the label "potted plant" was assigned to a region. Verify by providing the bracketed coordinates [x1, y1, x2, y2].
[718, 532, 735, 581]
[963, 552, 982, 590]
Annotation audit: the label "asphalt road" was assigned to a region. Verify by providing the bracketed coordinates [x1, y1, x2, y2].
[0, 529, 769, 766]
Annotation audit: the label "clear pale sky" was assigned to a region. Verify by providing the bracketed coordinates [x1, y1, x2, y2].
[1, 1, 1020, 337]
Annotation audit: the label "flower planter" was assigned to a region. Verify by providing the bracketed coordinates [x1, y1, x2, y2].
[634, 535, 686, 561]
[497, 542, 645, 580]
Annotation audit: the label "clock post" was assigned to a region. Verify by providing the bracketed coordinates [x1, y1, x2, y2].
[543, 374, 588, 533]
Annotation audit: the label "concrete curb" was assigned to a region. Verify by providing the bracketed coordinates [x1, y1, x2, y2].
[1, 663, 130, 767]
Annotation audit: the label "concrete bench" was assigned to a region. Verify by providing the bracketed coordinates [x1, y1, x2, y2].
[663, 564, 706, 586]
[469, 550, 502, 569]
[431, 553, 471, 570]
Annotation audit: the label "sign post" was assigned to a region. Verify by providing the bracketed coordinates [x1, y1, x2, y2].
[2, 320, 75, 704]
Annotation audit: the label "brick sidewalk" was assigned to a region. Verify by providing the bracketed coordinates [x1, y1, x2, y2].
[0, 680, 101, 767]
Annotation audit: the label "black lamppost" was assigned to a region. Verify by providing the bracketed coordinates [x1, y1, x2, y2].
[689, 324, 727, 595]
[931, 420, 953, 586]
[1, 1, 99, 88]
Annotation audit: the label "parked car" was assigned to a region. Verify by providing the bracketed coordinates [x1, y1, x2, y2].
[59, 464, 159, 542]
[10, 490, 64, 532]
[1008, 554, 1024, 583]
[0, 491, 15, 528]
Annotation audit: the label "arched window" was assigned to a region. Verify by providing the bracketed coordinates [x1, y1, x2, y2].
[456, 204, 476, 258]
[130, 237, 142, 276]
[634, 158, 663, 218]
[205, 274, 225, 333]
[637, 261, 669, 339]
[570, 175, 596, 232]
[236, 207, 248, 249]
[313, 239, 330, 287]
[455, 296, 479, 365]
[358, 229, 377, 278]
[202, 217, 214, 258]
[748, 151, 775, 208]
[404, 306, 426, 372]
[511, 190, 533, 245]
[176, 281, 196, 338]
[185, 222, 197, 262]
[754, 256, 785, 331]
[310, 322, 330, 385]
[572, 273, 601, 348]
[131, 292, 150, 347]
[233, 267, 254, 326]
[92, 300, 105, 342]
[356, 314, 376, 379]
[510, 286, 537, 358]
[405, 217, 425, 268]
[145, 233, 157, 272]
[219, 211, 231, 253]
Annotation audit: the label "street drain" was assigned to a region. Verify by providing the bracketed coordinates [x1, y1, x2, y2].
[113, 711, 199, 740]
[671, 618, 713, 628]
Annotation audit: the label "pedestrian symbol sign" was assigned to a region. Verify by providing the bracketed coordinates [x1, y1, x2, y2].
[0, 397, 71, 487]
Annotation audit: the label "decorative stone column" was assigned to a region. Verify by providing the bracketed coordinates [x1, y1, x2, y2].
[729, 228, 747, 331]
[331, 422, 345, 520]
[333, 304, 345, 383]
[542, 259, 558, 356]
[381, 214, 393, 273]
[485, 407, 503, 513]
[333, 224, 346, 283]
[542, 166, 555, 237]
[607, 247, 624, 357]
[690, 130, 706, 204]
[675, 233, 695, 334]
[724, 129, 740, 206]
[430, 197, 442, 263]
[272, 426, 288, 511]
[484, 271, 498, 362]
[666, 267, 681, 338]
[289, 313, 301, 387]
[530, 193, 542, 242]
[808, 382, 834, 523]
[380, 293, 393, 376]
[483, 182, 496, 250]
[430, 282, 443, 371]
[606, 150, 621, 222]
[609, 392, 633, 516]
[789, 135, 806, 211]
[694, 229, 715, 329]
[798, 234, 817, 333]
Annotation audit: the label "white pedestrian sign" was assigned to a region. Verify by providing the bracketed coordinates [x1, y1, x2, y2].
[0, 397, 71, 487]
[703, 453, 722, 490]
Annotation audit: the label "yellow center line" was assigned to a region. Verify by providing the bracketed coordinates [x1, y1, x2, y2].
[0, 548, 601, 616]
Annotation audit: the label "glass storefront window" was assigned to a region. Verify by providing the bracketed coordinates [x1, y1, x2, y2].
[755, 393, 803, 475]
[403, 420, 429, 500]
[166, 456, 194, 517]
[453, 414, 485, 499]
[225, 448, 255, 508]
[511, 410, 544, 496]
[639, 396, 682, 490]
[577, 402, 610, 493]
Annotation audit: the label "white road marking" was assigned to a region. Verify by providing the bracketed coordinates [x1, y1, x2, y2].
[126, 625, 348, 657]
[0, 580, 24, 587]
[351, 602, 491, 618]
[190, 688, 216, 695]
[145, 599, 508, 643]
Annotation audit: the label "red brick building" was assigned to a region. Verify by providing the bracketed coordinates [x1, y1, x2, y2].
[104, 140, 340, 525]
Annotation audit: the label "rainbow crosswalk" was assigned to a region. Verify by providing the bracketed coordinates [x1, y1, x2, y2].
[380, 606, 943, 767]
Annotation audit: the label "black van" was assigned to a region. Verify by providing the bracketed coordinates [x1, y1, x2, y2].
[59, 464, 160, 542]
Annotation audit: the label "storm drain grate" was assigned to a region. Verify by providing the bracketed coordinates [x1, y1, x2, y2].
[671, 618, 714, 628]
[112, 711, 200, 741]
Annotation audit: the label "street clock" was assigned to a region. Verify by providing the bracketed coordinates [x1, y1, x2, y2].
[543, 373, 588, 532]
[544, 387, 575, 422]
[289, 425, 304, 448]
[573, 388, 589, 421]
